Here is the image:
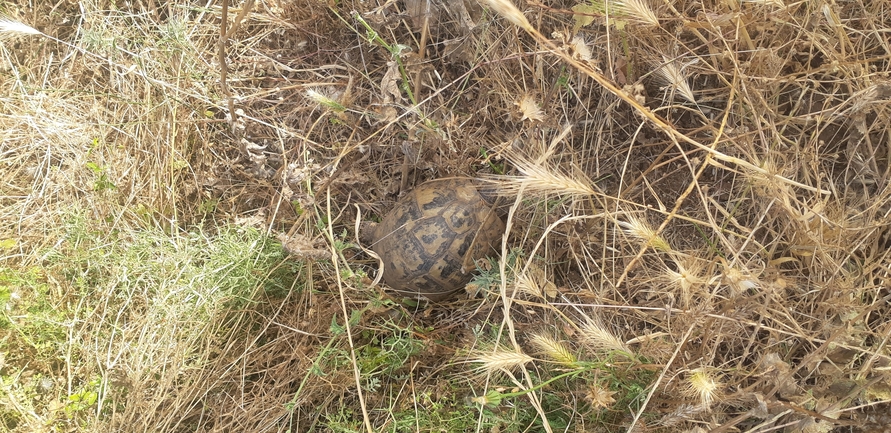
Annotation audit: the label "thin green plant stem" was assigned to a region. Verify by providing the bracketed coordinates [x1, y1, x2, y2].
[287, 337, 337, 412]
[486, 367, 590, 402]
[328, 8, 418, 106]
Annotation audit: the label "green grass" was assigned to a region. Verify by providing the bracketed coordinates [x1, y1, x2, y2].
[0, 210, 298, 431]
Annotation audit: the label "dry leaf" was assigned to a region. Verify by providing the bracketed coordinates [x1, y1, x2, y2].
[570, 36, 592, 61]
[571, 4, 599, 33]
[277, 232, 329, 260]
[380, 60, 403, 104]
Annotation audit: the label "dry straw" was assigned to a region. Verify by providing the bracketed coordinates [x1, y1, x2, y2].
[482, 0, 830, 196]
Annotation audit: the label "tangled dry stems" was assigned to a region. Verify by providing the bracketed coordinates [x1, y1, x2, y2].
[1, 0, 890, 431]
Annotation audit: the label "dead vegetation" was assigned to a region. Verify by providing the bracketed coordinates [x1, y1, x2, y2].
[1, 0, 890, 431]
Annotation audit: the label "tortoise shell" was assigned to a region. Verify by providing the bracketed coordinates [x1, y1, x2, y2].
[370, 178, 504, 301]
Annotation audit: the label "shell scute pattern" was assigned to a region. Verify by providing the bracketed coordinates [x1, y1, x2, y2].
[371, 178, 504, 301]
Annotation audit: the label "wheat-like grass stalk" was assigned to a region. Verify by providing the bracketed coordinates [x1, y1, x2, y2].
[528, 333, 577, 366]
[611, 0, 659, 26]
[0, 16, 43, 40]
[617, 217, 672, 253]
[580, 320, 631, 356]
[480, 0, 533, 31]
[493, 151, 597, 199]
[469, 347, 534, 375]
[657, 56, 697, 104]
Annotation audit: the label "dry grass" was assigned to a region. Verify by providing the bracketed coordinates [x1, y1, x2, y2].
[2, 0, 891, 431]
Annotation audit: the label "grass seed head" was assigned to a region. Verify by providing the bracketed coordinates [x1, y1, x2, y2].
[497, 152, 598, 199]
[469, 390, 505, 407]
[664, 257, 708, 306]
[569, 36, 593, 61]
[580, 320, 631, 357]
[722, 264, 759, 295]
[667, 260, 704, 291]
[685, 368, 720, 409]
[658, 403, 708, 427]
[615, 0, 658, 26]
[657, 56, 697, 104]
[618, 217, 672, 253]
[305, 88, 345, 112]
[514, 263, 557, 299]
[481, 0, 533, 31]
[516, 94, 545, 122]
[470, 347, 534, 375]
[592, 0, 659, 27]
[528, 333, 577, 366]
[0, 16, 43, 39]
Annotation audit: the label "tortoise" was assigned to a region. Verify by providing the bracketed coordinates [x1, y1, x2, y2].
[363, 178, 505, 301]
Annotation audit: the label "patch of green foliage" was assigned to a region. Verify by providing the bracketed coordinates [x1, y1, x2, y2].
[467, 321, 658, 431]
[0, 211, 300, 430]
[390, 389, 538, 433]
[0, 266, 67, 362]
